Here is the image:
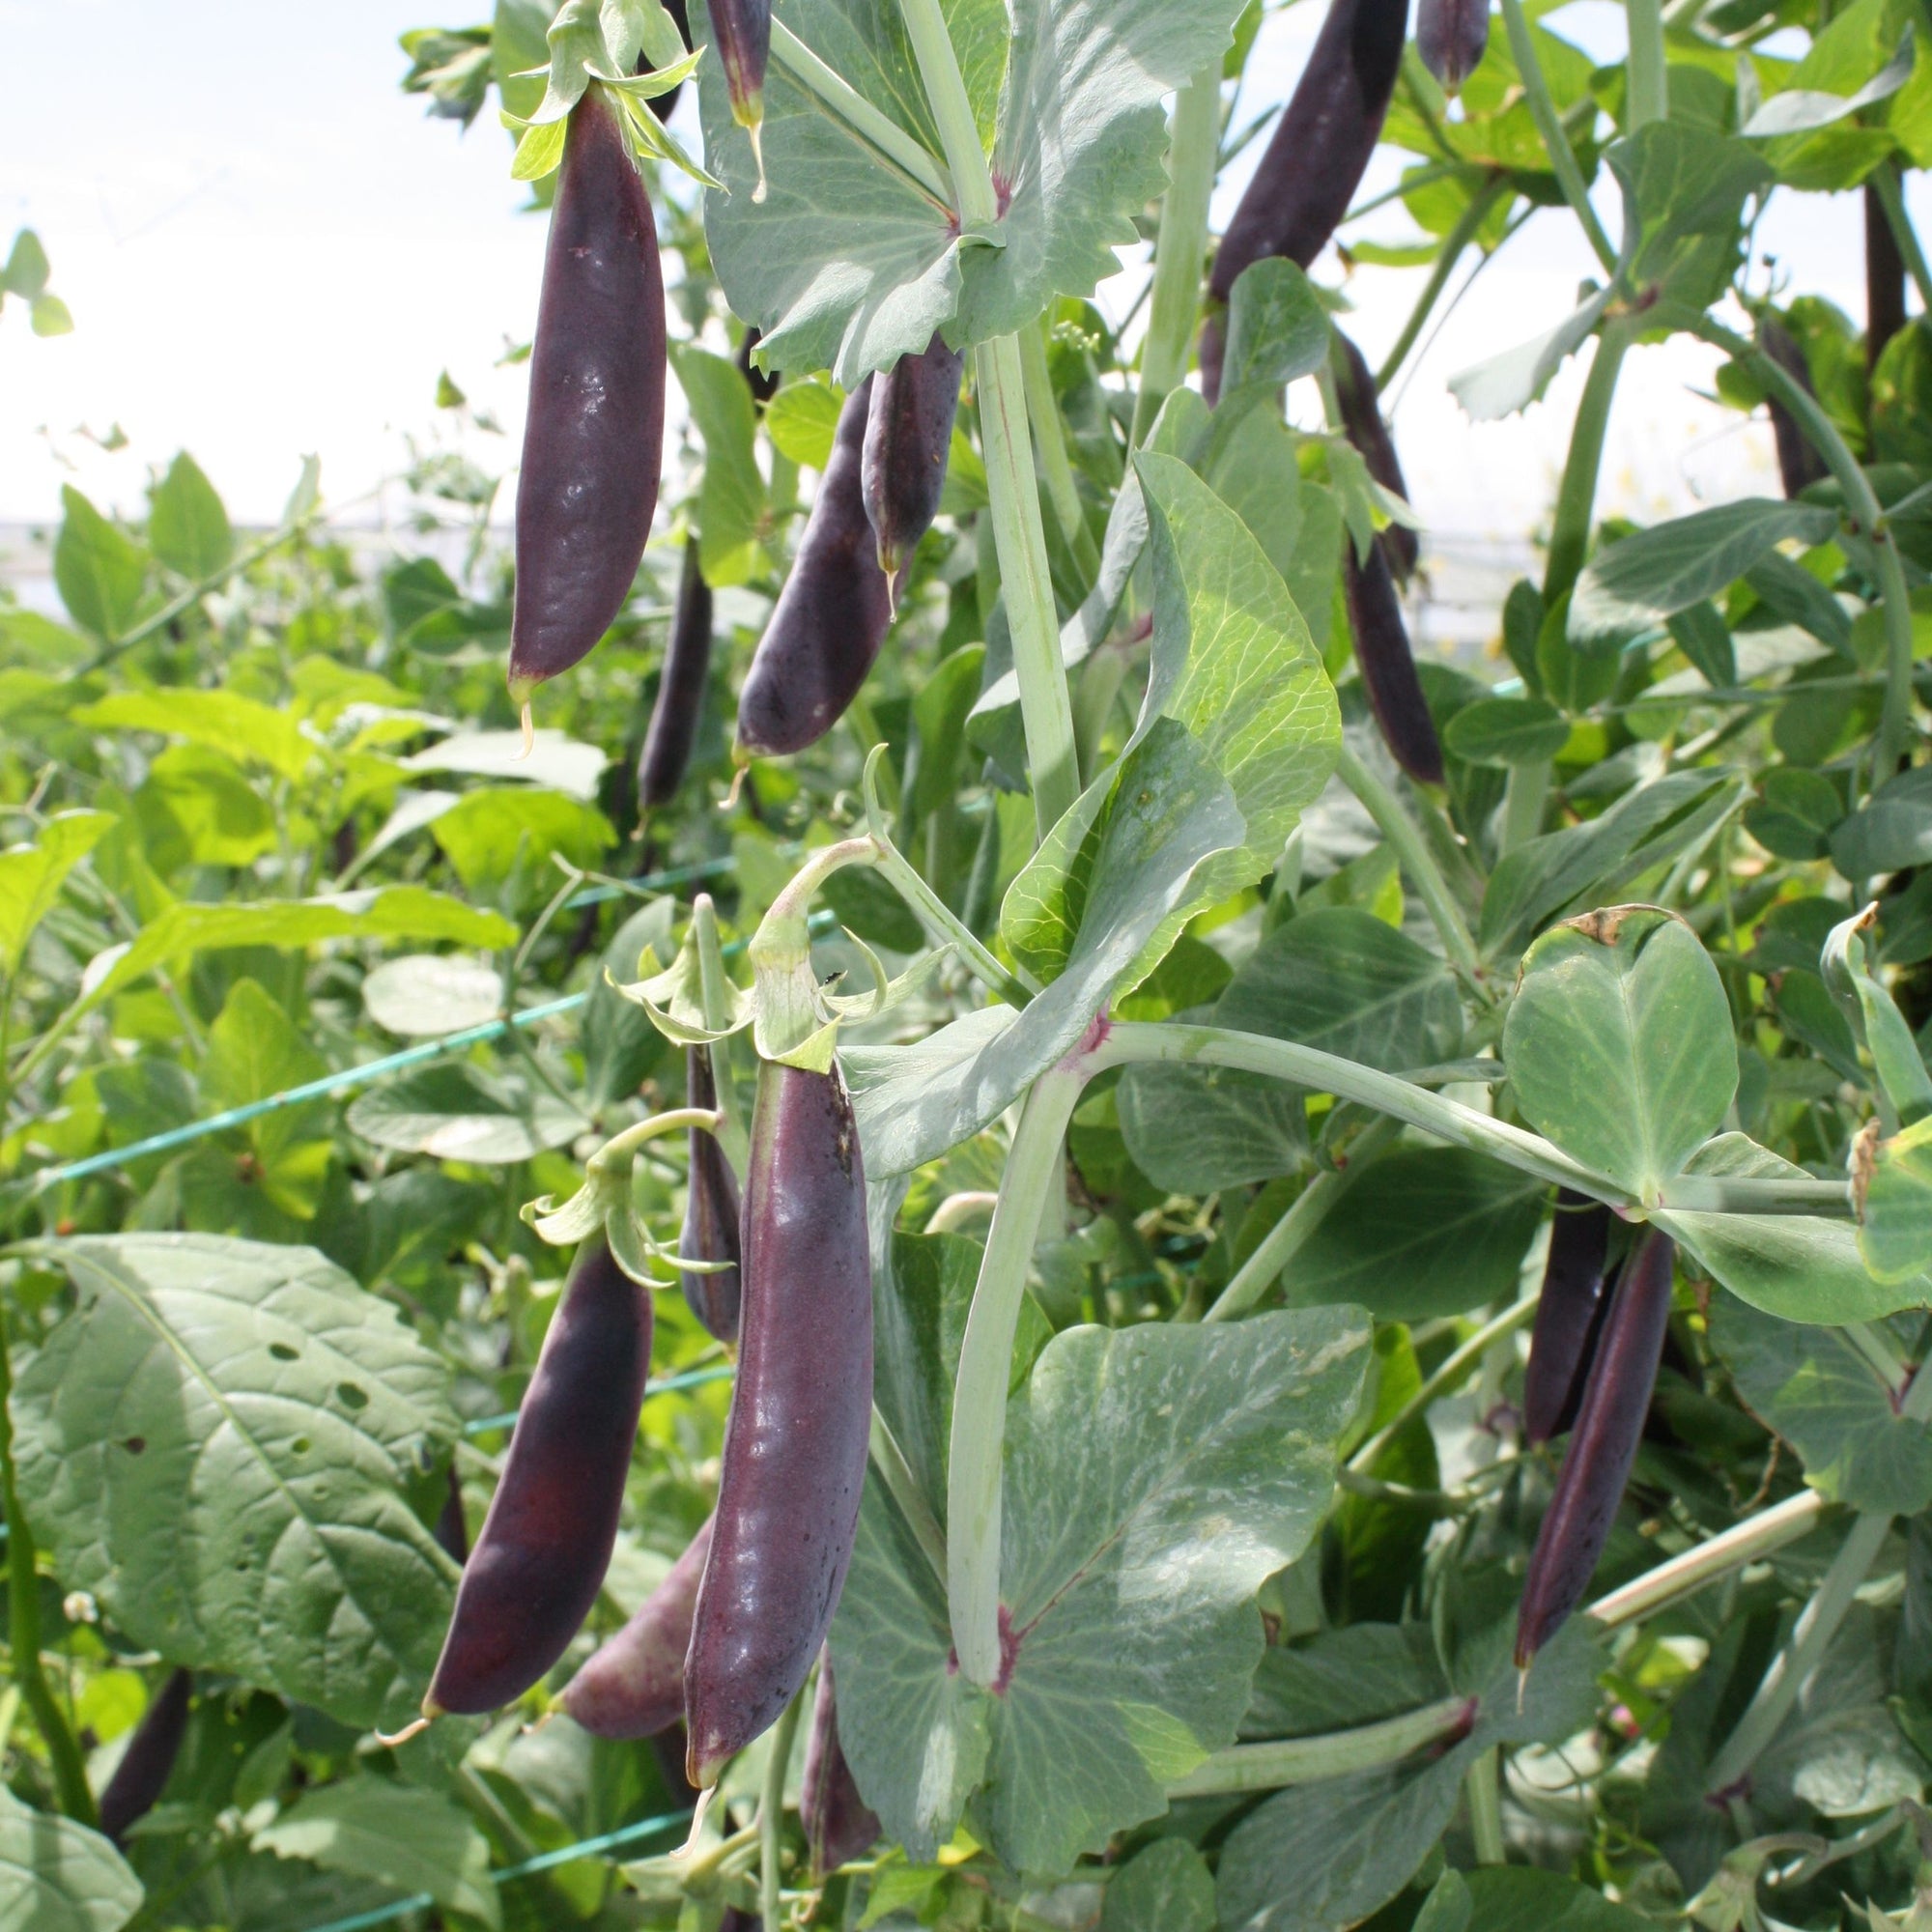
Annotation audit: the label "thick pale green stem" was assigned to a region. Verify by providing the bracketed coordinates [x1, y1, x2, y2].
[896, 0, 996, 223]
[1132, 63, 1220, 444]
[1625, 0, 1669, 131]
[757, 1688, 805, 1932]
[1206, 1119, 1400, 1321]
[1586, 1491, 1827, 1634]
[1334, 743, 1482, 984]
[1544, 320, 1633, 609]
[1376, 175, 1509, 391]
[1020, 321, 1100, 580]
[1466, 1748, 1507, 1863]
[1498, 0, 1617, 274]
[770, 20, 952, 206]
[1872, 163, 1932, 313]
[947, 1060, 1087, 1685]
[1168, 1694, 1476, 1796]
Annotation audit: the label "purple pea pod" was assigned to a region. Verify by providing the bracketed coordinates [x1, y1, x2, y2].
[506, 88, 667, 711]
[706, 0, 771, 196]
[862, 332, 964, 590]
[801, 1652, 880, 1876]
[1343, 539, 1443, 785]
[1759, 319, 1829, 499]
[1521, 1192, 1615, 1445]
[1331, 327, 1419, 583]
[684, 1059, 873, 1789]
[1416, 0, 1489, 94]
[679, 1045, 743, 1342]
[735, 376, 892, 759]
[639, 541, 715, 811]
[99, 1668, 192, 1846]
[1209, 0, 1410, 301]
[424, 1235, 652, 1716]
[562, 1515, 715, 1739]
[434, 1462, 469, 1565]
[1516, 1228, 1676, 1667]
[737, 324, 780, 406]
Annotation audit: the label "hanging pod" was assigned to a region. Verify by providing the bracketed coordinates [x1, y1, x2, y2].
[862, 332, 964, 589]
[1759, 318, 1829, 499]
[735, 376, 892, 759]
[434, 1462, 469, 1565]
[639, 541, 716, 810]
[678, 1044, 743, 1342]
[506, 87, 667, 709]
[683, 1058, 873, 1789]
[1521, 1191, 1615, 1446]
[1415, 0, 1489, 94]
[801, 1652, 880, 1877]
[1343, 538, 1443, 785]
[705, 0, 771, 194]
[561, 1514, 715, 1739]
[99, 1667, 192, 1847]
[423, 1234, 653, 1716]
[1209, 0, 1410, 303]
[1330, 327, 1419, 584]
[1516, 1227, 1676, 1668]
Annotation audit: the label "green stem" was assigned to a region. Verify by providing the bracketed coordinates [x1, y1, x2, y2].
[1206, 1120, 1400, 1322]
[895, 0, 996, 222]
[869, 1408, 948, 1587]
[1132, 62, 1221, 444]
[1466, 1748, 1507, 1863]
[1348, 1292, 1539, 1469]
[1334, 743, 1482, 984]
[758, 1689, 805, 1932]
[0, 1311, 98, 1825]
[1543, 319, 1633, 609]
[769, 20, 952, 208]
[947, 1055, 1089, 1685]
[1376, 174, 1508, 391]
[1625, 0, 1669, 130]
[1872, 162, 1932, 313]
[978, 334, 1082, 839]
[1167, 1694, 1477, 1797]
[1498, 0, 1617, 275]
[1021, 321, 1101, 582]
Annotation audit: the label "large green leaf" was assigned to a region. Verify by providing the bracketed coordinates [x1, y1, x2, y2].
[12, 1236, 459, 1731]
[54, 486, 148, 643]
[1830, 765, 1932, 877]
[74, 689, 318, 784]
[832, 1306, 1372, 1871]
[346, 1061, 582, 1163]
[429, 787, 615, 897]
[0, 810, 112, 975]
[1503, 908, 1737, 1204]
[1605, 121, 1772, 309]
[672, 343, 768, 586]
[1099, 1838, 1215, 1932]
[148, 452, 234, 582]
[1452, 1870, 1655, 1931]
[200, 979, 333, 1221]
[253, 1781, 498, 1927]
[1116, 1059, 1307, 1193]
[0, 1789, 143, 1932]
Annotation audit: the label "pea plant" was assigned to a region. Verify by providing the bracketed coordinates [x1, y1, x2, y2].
[9, 0, 1932, 1924]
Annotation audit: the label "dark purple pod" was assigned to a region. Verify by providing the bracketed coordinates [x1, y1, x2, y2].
[425, 1236, 652, 1716]
[561, 1515, 715, 1739]
[434, 1462, 469, 1565]
[1521, 1192, 1614, 1446]
[706, 0, 770, 134]
[1331, 327, 1419, 583]
[1209, 0, 1410, 300]
[99, 1668, 191, 1846]
[507, 88, 667, 708]
[1516, 1228, 1675, 1668]
[735, 377, 892, 759]
[1867, 182, 1908, 377]
[679, 1046, 743, 1341]
[1344, 539, 1443, 785]
[1759, 319, 1829, 499]
[639, 540, 715, 810]
[801, 1653, 879, 1877]
[1416, 0, 1489, 94]
[684, 1060, 873, 1788]
[737, 325, 780, 406]
[862, 333, 964, 583]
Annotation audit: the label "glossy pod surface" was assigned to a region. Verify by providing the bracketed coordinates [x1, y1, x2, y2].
[561, 1514, 714, 1739]
[1516, 1228, 1676, 1667]
[1343, 540, 1443, 785]
[426, 1236, 652, 1715]
[1522, 1192, 1615, 1446]
[99, 1667, 192, 1846]
[735, 377, 891, 758]
[679, 1046, 743, 1341]
[507, 89, 667, 704]
[684, 1060, 873, 1787]
[801, 1653, 880, 1876]
[862, 333, 964, 581]
[1331, 328, 1419, 583]
[1760, 320, 1829, 498]
[1416, 0, 1489, 93]
[639, 541, 715, 810]
[1209, 0, 1409, 301]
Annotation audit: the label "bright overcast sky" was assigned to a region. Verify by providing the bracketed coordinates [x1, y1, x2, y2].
[0, 0, 1921, 566]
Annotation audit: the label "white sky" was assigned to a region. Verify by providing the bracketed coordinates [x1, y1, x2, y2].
[0, 0, 1923, 558]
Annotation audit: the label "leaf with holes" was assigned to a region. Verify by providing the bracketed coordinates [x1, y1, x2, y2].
[11, 1235, 459, 1732]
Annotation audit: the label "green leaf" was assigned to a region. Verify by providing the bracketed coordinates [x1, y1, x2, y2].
[253, 1782, 498, 1927]
[204, 979, 333, 1219]
[346, 1062, 582, 1163]
[1666, 600, 1739, 689]
[1746, 766, 1842, 862]
[429, 787, 615, 897]
[13, 1236, 458, 1731]
[0, 1789, 141, 1932]
[54, 486, 148, 643]
[1823, 906, 1932, 1123]
[1412, 1872, 1472, 1932]
[0, 810, 113, 975]
[1656, 1133, 1929, 1322]
[672, 344, 769, 586]
[1281, 1147, 1546, 1321]
[403, 726, 606, 799]
[832, 1306, 1372, 1869]
[136, 745, 279, 870]
[1448, 286, 1611, 423]
[1605, 121, 1773, 307]
[75, 688, 316, 784]
[1452, 1870, 1656, 1931]
[1219, 259, 1330, 404]
[1117, 1059, 1307, 1193]
[148, 452, 234, 581]
[1503, 907, 1737, 1203]
[1100, 1838, 1215, 1932]
[1830, 764, 1932, 877]
[3, 228, 51, 298]
[1709, 1293, 1932, 1514]
[1570, 498, 1838, 645]
[30, 294, 73, 337]
[763, 375, 844, 470]
[1442, 696, 1571, 767]
[361, 955, 504, 1037]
